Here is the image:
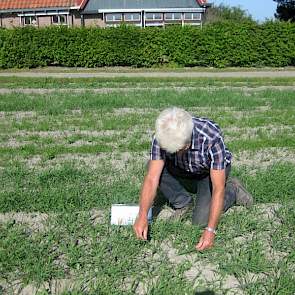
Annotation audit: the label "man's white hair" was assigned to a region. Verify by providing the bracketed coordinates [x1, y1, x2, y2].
[155, 107, 193, 153]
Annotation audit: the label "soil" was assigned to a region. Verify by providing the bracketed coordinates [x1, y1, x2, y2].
[0, 85, 294, 95]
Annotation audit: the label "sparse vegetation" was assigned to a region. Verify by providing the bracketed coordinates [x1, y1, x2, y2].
[0, 77, 295, 294]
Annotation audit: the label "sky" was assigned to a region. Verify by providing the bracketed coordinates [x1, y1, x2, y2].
[212, 0, 278, 22]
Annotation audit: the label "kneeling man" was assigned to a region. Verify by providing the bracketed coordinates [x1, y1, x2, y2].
[133, 107, 253, 251]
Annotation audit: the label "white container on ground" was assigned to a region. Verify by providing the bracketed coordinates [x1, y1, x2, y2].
[111, 204, 152, 225]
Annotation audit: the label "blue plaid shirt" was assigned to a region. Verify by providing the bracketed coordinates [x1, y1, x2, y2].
[150, 117, 232, 173]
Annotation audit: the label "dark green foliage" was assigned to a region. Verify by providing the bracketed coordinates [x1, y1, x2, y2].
[274, 0, 295, 22]
[0, 22, 295, 68]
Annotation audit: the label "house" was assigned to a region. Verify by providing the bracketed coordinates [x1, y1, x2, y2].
[0, 0, 86, 28]
[82, 0, 210, 27]
[0, 0, 210, 28]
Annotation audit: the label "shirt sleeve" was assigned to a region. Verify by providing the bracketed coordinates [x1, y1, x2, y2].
[208, 136, 227, 170]
[150, 136, 166, 160]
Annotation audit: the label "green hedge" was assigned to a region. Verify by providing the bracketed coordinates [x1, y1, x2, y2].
[0, 21, 295, 68]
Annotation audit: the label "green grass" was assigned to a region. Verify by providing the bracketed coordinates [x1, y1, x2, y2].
[0, 77, 295, 294]
[0, 162, 294, 213]
[1, 88, 295, 112]
[0, 76, 295, 89]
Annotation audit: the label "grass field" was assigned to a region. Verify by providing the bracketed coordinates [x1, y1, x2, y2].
[0, 76, 295, 295]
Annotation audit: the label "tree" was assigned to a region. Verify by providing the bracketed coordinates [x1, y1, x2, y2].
[274, 0, 295, 22]
[205, 4, 255, 24]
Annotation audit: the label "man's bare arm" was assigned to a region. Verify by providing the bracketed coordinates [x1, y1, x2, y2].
[196, 169, 225, 250]
[207, 169, 226, 229]
[133, 160, 164, 240]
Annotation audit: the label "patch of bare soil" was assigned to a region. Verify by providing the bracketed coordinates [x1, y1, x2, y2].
[160, 240, 245, 294]
[108, 106, 255, 123]
[112, 107, 153, 115]
[224, 125, 295, 142]
[0, 212, 50, 232]
[26, 155, 42, 168]
[0, 208, 108, 234]
[0, 111, 37, 119]
[89, 208, 107, 225]
[1, 278, 80, 295]
[0, 138, 32, 148]
[254, 203, 282, 224]
[229, 203, 289, 265]
[25, 152, 148, 171]
[234, 147, 295, 169]
[2, 128, 152, 152]
[233, 229, 288, 265]
[0, 85, 294, 94]
[68, 140, 96, 147]
[13, 129, 120, 138]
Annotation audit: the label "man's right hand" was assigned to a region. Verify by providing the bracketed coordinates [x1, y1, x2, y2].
[133, 215, 148, 240]
[133, 160, 164, 241]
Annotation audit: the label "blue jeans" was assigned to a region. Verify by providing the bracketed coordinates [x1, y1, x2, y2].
[158, 164, 236, 227]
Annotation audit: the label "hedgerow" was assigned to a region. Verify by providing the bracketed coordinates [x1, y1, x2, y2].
[0, 21, 294, 68]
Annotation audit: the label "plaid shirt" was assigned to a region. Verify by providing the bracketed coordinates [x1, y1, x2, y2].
[150, 117, 232, 173]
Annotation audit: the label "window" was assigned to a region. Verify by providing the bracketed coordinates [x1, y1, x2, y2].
[145, 13, 163, 21]
[24, 16, 37, 26]
[124, 13, 141, 21]
[184, 13, 201, 20]
[52, 15, 67, 25]
[165, 13, 182, 20]
[105, 13, 123, 22]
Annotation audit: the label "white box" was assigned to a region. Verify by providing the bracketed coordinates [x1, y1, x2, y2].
[111, 204, 152, 225]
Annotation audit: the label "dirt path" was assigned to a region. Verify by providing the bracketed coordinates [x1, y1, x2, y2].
[1, 70, 295, 78]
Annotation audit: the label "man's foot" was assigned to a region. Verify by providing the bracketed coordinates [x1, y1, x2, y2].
[169, 202, 193, 221]
[230, 177, 254, 207]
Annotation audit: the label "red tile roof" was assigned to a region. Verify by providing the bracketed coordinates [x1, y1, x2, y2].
[0, 0, 83, 10]
[196, 0, 208, 6]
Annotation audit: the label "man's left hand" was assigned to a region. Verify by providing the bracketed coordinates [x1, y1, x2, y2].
[196, 229, 215, 251]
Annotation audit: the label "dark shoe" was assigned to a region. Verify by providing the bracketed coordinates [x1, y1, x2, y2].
[229, 177, 254, 207]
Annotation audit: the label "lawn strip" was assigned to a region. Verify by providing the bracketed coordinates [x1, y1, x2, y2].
[1, 85, 295, 95]
[0, 134, 294, 160]
[0, 163, 294, 213]
[1, 89, 295, 113]
[0, 76, 295, 89]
